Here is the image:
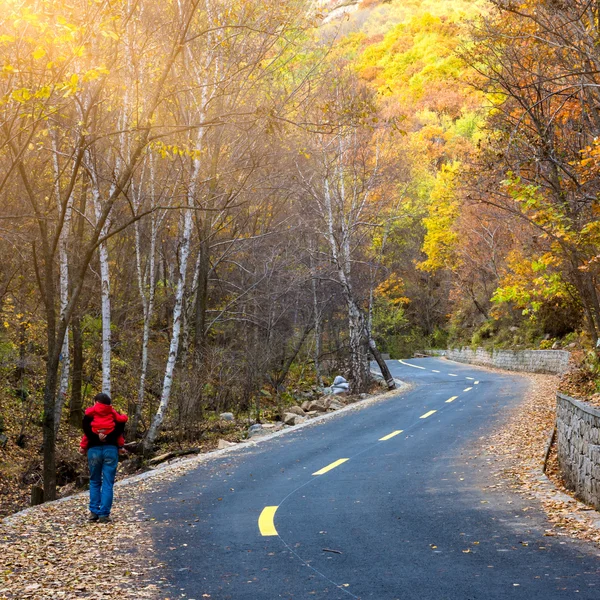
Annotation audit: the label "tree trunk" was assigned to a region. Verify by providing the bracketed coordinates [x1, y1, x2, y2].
[144, 203, 195, 453]
[194, 235, 210, 351]
[131, 215, 158, 438]
[369, 338, 395, 390]
[42, 354, 59, 501]
[52, 132, 72, 435]
[69, 315, 84, 427]
[90, 176, 112, 396]
[347, 297, 371, 394]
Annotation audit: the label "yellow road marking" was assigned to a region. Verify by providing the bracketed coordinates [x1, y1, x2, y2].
[313, 458, 349, 476]
[420, 410, 437, 419]
[448, 373, 458, 377]
[432, 370, 440, 373]
[463, 387, 472, 392]
[398, 359, 426, 370]
[446, 396, 458, 403]
[466, 377, 474, 381]
[258, 506, 279, 536]
[474, 381, 480, 385]
[379, 430, 404, 441]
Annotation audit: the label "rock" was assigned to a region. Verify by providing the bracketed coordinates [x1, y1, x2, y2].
[328, 400, 344, 411]
[301, 400, 311, 411]
[307, 400, 328, 412]
[283, 413, 306, 426]
[567, 342, 577, 349]
[287, 406, 305, 416]
[359, 393, 368, 400]
[218, 439, 236, 449]
[261, 423, 277, 429]
[331, 383, 349, 395]
[552, 342, 560, 350]
[0, 433, 7, 448]
[247, 424, 263, 437]
[323, 396, 341, 408]
[220, 412, 235, 421]
[333, 375, 347, 386]
[305, 411, 320, 418]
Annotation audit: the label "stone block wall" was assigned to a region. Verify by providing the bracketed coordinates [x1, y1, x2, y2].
[427, 347, 570, 375]
[556, 393, 600, 510]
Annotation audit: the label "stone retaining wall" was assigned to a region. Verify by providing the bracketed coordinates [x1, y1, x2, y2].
[556, 393, 600, 510]
[427, 347, 570, 375]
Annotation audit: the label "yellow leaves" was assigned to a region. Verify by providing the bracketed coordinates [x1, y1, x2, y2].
[60, 73, 79, 97]
[100, 30, 120, 41]
[419, 162, 461, 273]
[82, 66, 110, 82]
[33, 47, 46, 60]
[11, 88, 31, 103]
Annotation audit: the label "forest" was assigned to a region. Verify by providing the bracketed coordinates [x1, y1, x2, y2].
[1, 0, 600, 508]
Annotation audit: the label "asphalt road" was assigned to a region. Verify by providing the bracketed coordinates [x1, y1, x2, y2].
[143, 358, 600, 599]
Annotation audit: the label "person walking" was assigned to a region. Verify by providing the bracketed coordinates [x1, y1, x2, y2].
[79, 393, 127, 523]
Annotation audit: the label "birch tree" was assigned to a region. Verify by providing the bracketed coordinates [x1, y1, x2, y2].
[296, 74, 396, 392]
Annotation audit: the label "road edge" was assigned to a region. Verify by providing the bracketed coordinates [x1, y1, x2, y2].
[2, 377, 411, 525]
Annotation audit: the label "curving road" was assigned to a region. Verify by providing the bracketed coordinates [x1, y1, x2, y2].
[143, 358, 600, 599]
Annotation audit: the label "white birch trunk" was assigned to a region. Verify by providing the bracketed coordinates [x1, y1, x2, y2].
[52, 133, 73, 432]
[131, 212, 159, 436]
[91, 183, 112, 396]
[323, 174, 370, 393]
[143, 201, 195, 451]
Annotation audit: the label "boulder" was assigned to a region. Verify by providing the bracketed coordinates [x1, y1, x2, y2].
[324, 396, 346, 408]
[328, 400, 344, 411]
[307, 400, 328, 412]
[301, 400, 312, 411]
[283, 413, 306, 426]
[305, 411, 320, 418]
[220, 412, 235, 421]
[247, 424, 263, 438]
[218, 439, 236, 450]
[287, 406, 305, 416]
[333, 375, 347, 386]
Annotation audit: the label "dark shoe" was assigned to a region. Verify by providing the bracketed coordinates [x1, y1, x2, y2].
[98, 515, 111, 523]
[88, 513, 99, 522]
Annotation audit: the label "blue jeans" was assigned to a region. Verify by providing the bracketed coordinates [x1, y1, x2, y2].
[88, 445, 119, 517]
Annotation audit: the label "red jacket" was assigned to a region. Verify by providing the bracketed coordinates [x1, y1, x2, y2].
[80, 402, 128, 450]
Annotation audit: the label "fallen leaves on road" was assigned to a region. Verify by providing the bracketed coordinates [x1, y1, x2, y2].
[484, 372, 600, 547]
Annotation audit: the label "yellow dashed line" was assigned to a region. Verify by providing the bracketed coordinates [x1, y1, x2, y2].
[446, 396, 458, 403]
[474, 381, 480, 385]
[448, 374, 458, 377]
[313, 458, 349, 476]
[379, 430, 404, 441]
[463, 387, 472, 392]
[432, 370, 440, 373]
[420, 410, 437, 419]
[258, 506, 279, 536]
[466, 377, 474, 381]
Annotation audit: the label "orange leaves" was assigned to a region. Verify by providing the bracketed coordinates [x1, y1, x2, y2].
[375, 274, 409, 306]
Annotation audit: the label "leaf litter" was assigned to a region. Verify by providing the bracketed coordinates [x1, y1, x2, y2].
[483, 371, 600, 547]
